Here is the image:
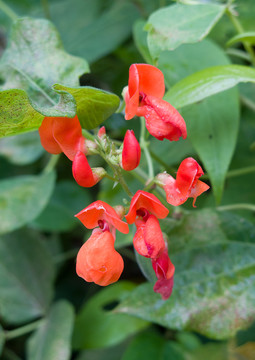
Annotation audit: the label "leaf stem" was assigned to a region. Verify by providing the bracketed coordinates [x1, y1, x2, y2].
[41, 0, 51, 20]
[5, 320, 43, 340]
[140, 117, 154, 180]
[82, 129, 96, 142]
[217, 203, 255, 212]
[43, 154, 60, 174]
[0, 0, 18, 21]
[226, 6, 255, 66]
[202, 165, 255, 180]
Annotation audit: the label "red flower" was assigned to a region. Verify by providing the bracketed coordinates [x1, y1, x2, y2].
[76, 229, 124, 286]
[124, 64, 187, 142]
[72, 151, 105, 188]
[125, 190, 169, 224]
[157, 157, 210, 207]
[39, 116, 85, 160]
[75, 200, 129, 235]
[152, 249, 175, 300]
[121, 130, 141, 171]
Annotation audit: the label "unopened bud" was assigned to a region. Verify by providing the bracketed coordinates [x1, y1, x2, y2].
[121, 130, 141, 171]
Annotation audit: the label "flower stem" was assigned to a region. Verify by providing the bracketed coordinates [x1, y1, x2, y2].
[227, 6, 255, 66]
[0, 0, 18, 21]
[82, 129, 96, 142]
[43, 154, 60, 174]
[5, 320, 43, 340]
[140, 117, 154, 180]
[217, 203, 255, 212]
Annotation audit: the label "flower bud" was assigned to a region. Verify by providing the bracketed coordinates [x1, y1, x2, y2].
[76, 229, 124, 286]
[121, 130, 141, 171]
[98, 126, 106, 138]
[72, 151, 106, 187]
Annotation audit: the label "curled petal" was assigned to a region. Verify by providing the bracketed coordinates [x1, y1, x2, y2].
[190, 179, 210, 207]
[75, 200, 129, 234]
[76, 230, 124, 286]
[125, 64, 165, 120]
[72, 151, 105, 188]
[153, 276, 174, 301]
[157, 173, 187, 207]
[39, 117, 62, 154]
[133, 215, 165, 259]
[176, 157, 204, 197]
[125, 190, 169, 224]
[137, 95, 187, 142]
[122, 130, 141, 171]
[52, 116, 85, 160]
[152, 249, 175, 300]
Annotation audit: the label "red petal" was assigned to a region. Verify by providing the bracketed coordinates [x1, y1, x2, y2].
[190, 180, 210, 207]
[122, 130, 141, 171]
[176, 157, 203, 197]
[72, 151, 100, 188]
[39, 117, 62, 154]
[153, 276, 174, 300]
[125, 65, 139, 120]
[125, 190, 169, 224]
[76, 230, 124, 286]
[75, 200, 129, 234]
[134, 64, 165, 99]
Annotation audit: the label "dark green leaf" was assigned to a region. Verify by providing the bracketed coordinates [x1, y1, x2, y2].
[27, 301, 74, 360]
[145, 3, 226, 59]
[117, 242, 255, 339]
[227, 31, 255, 47]
[0, 229, 55, 324]
[53, 85, 120, 130]
[0, 131, 43, 165]
[133, 19, 153, 64]
[165, 65, 255, 109]
[0, 324, 4, 356]
[0, 171, 55, 234]
[73, 281, 148, 349]
[31, 180, 93, 232]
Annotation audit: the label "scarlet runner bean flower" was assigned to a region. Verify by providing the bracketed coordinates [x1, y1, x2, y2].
[75, 201, 129, 286]
[124, 64, 187, 142]
[121, 130, 141, 171]
[157, 157, 210, 207]
[125, 190, 175, 300]
[39, 116, 105, 187]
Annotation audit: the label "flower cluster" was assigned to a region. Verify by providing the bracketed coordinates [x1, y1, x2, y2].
[38, 63, 210, 300]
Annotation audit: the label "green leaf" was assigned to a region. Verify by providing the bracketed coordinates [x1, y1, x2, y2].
[133, 19, 153, 64]
[0, 17, 88, 106]
[165, 65, 255, 109]
[27, 301, 74, 360]
[227, 31, 255, 47]
[31, 180, 93, 232]
[145, 3, 226, 59]
[0, 131, 43, 165]
[0, 325, 4, 356]
[53, 85, 120, 130]
[0, 171, 55, 234]
[182, 89, 239, 203]
[73, 281, 148, 349]
[0, 229, 55, 324]
[117, 241, 255, 339]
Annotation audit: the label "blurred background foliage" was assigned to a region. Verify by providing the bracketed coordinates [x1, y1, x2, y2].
[0, 0, 255, 359]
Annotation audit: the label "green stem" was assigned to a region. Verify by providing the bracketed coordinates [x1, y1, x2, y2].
[41, 0, 51, 19]
[82, 129, 96, 142]
[104, 172, 116, 182]
[217, 203, 255, 212]
[140, 117, 154, 180]
[43, 154, 60, 174]
[116, 168, 134, 198]
[227, 7, 255, 66]
[0, 0, 18, 21]
[202, 165, 255, 180]
[5, 320, 43, 340]
[240, 95, 255, 112]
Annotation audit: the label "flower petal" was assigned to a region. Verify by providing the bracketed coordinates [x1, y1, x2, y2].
[39, 117, 62, 154]
[72, 151, 104, 188]
[122, 130, 141, 171]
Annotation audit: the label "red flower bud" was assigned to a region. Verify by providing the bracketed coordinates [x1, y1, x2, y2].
[125, 190, 169, 224]
[98, 126, 106, 138]
[121, 130, 141, 171]
[157, 157, 210, 207]
[75, 200, 129, 234]
[72, 151, 105, 188]
[133, 215, 165, 259]
[76, 229, 124, 286]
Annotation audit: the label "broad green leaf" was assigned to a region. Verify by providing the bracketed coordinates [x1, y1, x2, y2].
[0, 325, 4, 355]
[165, 65, 255, 109]
[31, 180, 93, 232]
[27, 301, 74, 360]
[227, 31, 255, 47]
[53, 85, 120, 130]
[76, 341, 128, 360]
[182, 89, 239, 203]
[0, 131, 43, 165]
[0, 229, 55, 324]
[122, 330, 185, 360]
[145, 3, 226, 59]
[117, 241, 255, 339]
[73, 282, 148, 349]
[133, 19, 153, 64]
[0, 17, 88, 106]
[0, 170, 55, 234]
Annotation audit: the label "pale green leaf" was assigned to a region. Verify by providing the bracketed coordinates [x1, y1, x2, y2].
[227, 31, 255, 47]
